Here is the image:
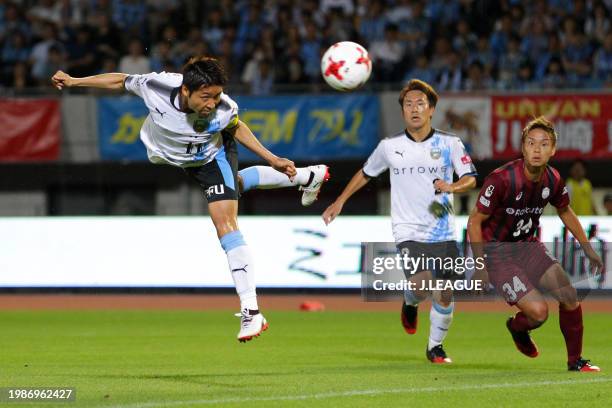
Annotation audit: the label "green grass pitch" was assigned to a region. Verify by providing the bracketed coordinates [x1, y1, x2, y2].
[1, 310, 611, 407]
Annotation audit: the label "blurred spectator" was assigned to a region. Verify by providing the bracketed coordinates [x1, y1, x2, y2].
[0, 3, 31, 42]
[30, 22, 63, 83]
[513, 61, 536, 90]
[585, 2, 610, 45]
[2, 30, 30, 82]
[65, 26, 96, 77]
[452, 19, 478, 56]
[201, 8, 224, 55]
[403, 54, 436, 84]
[468, 37, 494, 76]
[463, 60, 492, 91]
[593, 32, 612, 84]
[566, 159, 597, 215]
[437, 50, 463, 91]
[249, 58, 274, 95]
[520, 17, 550, 62]
[300, 20, 321, 82]
[320, 0, 354, 16]
[498, 34, 526, 88]
[11, 61, 35, 90]
[397, 0, 430, 56]
[39, 44, 66, 85]
[490, 13, 513, 58]
[118, 38, 150, 74]
[541, 58, 566, 89]
[603, 193, 612, 215]
[425, 0, 461, 26]
[535, 34, 563, 79]
[562, 31, 593, 85]
[369, 23, 405, 82]
[385, 0, 411, 24]
[357, 0, 386, 44]
[112, 0, 147, 38]
[92, 13, 122, 62]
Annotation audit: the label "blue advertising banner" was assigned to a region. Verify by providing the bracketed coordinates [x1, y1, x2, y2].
[234, 94, 380, 161]
[97, 94, 380, 161]
[98, 97, 148, 161]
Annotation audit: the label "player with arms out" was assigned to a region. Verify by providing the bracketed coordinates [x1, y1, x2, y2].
[323, 79, 477, 363]
[468, 117, 602, 371]
[51, 57, 328, 342]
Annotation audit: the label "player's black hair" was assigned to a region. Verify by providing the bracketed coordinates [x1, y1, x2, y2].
[181, 57, 227, 93]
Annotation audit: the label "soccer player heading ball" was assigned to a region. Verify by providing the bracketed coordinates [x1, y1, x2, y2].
[468, 116, 603, 372]
[52, 57, 329, 342]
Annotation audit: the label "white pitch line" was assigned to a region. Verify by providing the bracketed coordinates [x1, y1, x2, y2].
[101, 377, 612, 408]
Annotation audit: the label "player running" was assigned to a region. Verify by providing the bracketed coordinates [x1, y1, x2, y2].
[51, 57, 328, 342]
[467, 116, 602, 371]
[323, 79, 477, 363]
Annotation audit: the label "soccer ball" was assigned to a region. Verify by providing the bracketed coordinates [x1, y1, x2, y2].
[321, 41, 372, 91]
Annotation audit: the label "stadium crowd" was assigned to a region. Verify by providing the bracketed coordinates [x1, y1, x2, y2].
[1, 0, 611, 93]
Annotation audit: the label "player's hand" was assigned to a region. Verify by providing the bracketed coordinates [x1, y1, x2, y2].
[322, 201, 343, 225]
[270, 157, 297, 180]
[584, 247, 604, 276]
[433, 179, 453, 193]
[51, 70, 74, 90]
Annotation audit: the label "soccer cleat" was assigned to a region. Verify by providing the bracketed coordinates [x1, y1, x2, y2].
[506, 317, 539, 358]
[236, 310, 269, 343]
[400, 303, 418, 334]
[568, 358, 601, 372]
[300, 165, 330, 206]
[426, 345, 452, 364]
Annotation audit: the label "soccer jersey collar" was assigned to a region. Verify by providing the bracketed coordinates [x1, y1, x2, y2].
[405, 127, 435, 143]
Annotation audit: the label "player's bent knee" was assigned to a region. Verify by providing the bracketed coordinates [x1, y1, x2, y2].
[527, 303, 549, 325]
[559, 286, 578, 309]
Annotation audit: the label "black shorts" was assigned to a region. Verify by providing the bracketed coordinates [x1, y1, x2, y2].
[396, 240, 461, 280]
[184, 132, 239, 203]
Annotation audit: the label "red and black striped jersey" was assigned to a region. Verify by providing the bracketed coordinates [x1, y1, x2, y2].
[475, 158, 569, 242]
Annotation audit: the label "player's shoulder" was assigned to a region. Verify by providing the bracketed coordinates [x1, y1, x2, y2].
[433, 128, 460, 139]
[383, 130, 406, 141]
[135, 71, 183, 90]
[219, 92, 238, 110]
[485, 159, 523, 184]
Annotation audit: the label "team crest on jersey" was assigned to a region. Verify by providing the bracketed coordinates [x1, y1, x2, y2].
[193, 118, 208, 133]
[485, 185, 495, 197]
[542, 187, 550, 199]
[430, 147, 441, 160]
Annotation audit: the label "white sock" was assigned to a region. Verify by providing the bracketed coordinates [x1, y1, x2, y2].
[220, 231, 258, 311]
[239, 166, 311, 191]
[428, 301, 454, 350]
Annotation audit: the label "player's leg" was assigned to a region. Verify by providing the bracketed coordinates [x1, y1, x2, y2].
[397, 242, 430, 335]
[425, 241, 459, 364]
[538, 262, 600, 371]
[507, 289, 548, 358]
[487, 248, 543, 358]
[238, 164, 330, 206]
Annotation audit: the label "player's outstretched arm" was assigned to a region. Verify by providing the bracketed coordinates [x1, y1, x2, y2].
[229, 120, 297, 179]
[557, 206, 604, 273]
[434, 175, 476, 193]
[467, 208, 490, 291]
[322, 169, 370, 225]
[51, 70, 128, 91]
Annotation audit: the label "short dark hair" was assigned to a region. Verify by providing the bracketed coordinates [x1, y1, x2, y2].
[182, 57, 227, 93]
[398, 79, 438, 107]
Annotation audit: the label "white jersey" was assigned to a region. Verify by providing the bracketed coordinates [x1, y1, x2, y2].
[124, 72, 239, 167]
[363, 128, 477, 243]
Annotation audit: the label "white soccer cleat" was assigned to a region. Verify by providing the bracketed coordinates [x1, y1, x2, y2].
[299, 165, 330, 206]
[236, 310, 269, 343]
